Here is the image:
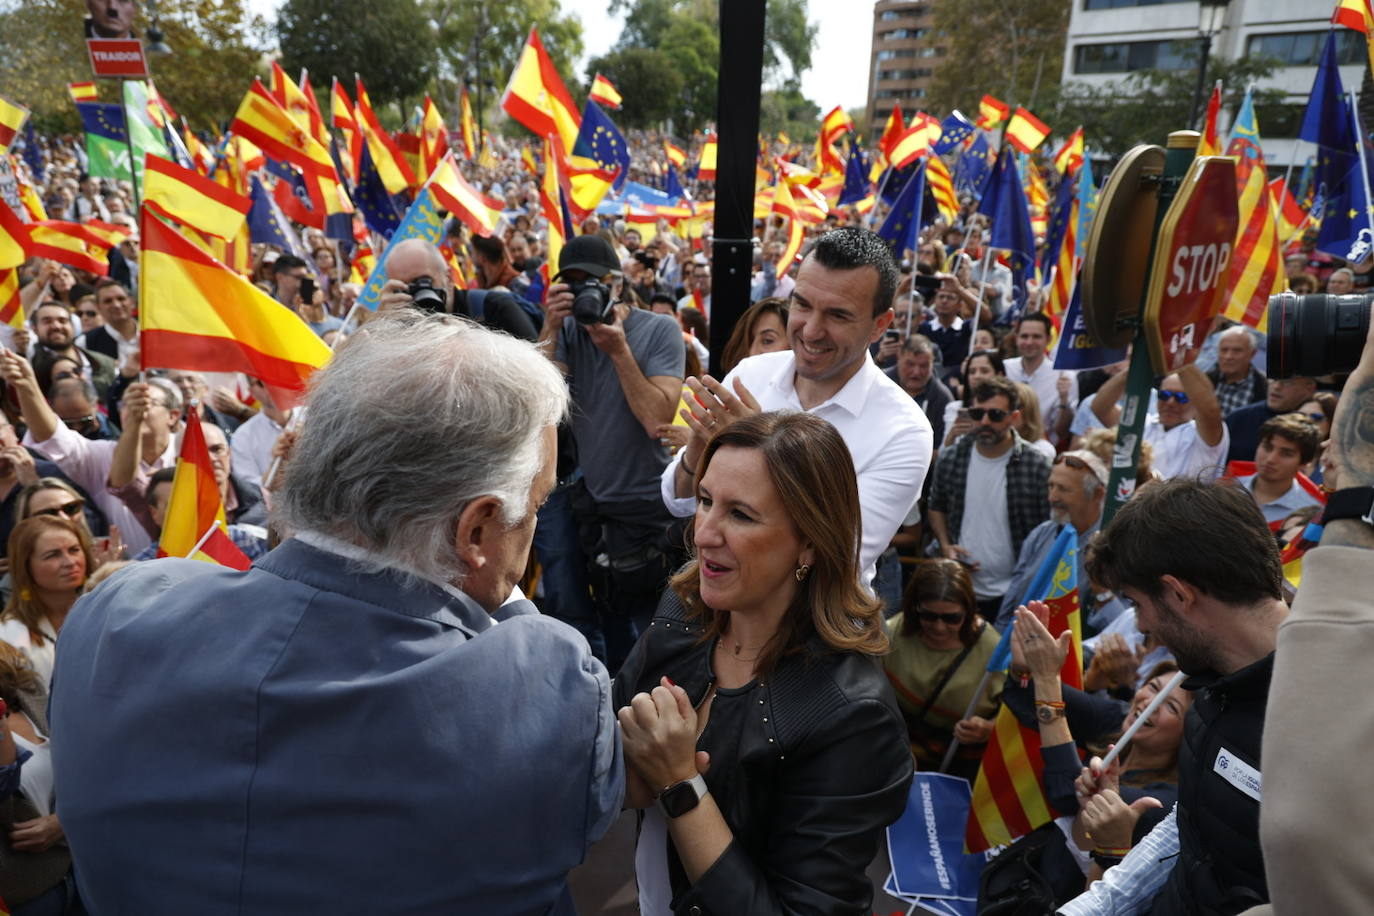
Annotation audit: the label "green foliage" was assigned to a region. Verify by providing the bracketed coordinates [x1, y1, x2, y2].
[759, 81, 820, 141]
[927, 0, 1071, 117]
[0, 0, 265, 131]
[659, 15, 719, 132]
[1040, 55, 1285, 157]
[586, 48, 684, 129]
[277, 0, 436, 120]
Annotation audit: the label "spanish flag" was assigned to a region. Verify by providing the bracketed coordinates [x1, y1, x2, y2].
[664, 141, 686, 169]
[139, 208, 331, 410]
[697, 136, 717, 181]
[1004, 107, 1052, 155]
[28, 220, 127, 276]
[230, 80, 335, 178]
[878, 103, 906, 166]
[420, 96, 449, 181]
[1198, 83, 1223, 157]
[354, 76, 418, 193]
[1333, 0, 1374, 77]
[771, 178, 804, 282]
[0, 200, 31, 271]
[541, 137, 569, 276]
[426, 153, 498, 238]
[975, 94, 1009, 130]
[0, 96, 30, 156]
[589, 73, 623, 110]
[1053, 126, 1084, 175]
[143, 154, 252, 240]
[156, 405, 251, 570]
[330, 78, 361, 184]
[299, 72, 331, 148]
[500, 27, 582, 153]
[967, 524, 1083, 852]
[269, 61, 315, 137]
[459, 85, 478, 161]
[0, 268, 22, 328]
[68, 82, 99, 104]
[1269, 177, 1307, 243]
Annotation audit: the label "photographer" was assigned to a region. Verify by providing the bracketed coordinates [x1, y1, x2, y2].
[379, 239, 537, 341]
[539, 236, 685, 673]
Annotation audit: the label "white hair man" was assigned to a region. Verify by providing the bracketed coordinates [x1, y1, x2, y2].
[50, 310, 623, 913]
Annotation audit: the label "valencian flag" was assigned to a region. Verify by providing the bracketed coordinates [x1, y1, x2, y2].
[1004, 107, 1051, 154]
[139, 208, 331, 410]
[975, 95, 1009, 130]
[156, 405, 252, 570]
[1220, 87, 1284, 331]
[331, 78, 361, 183]
[419, 96, 449, 181]
[1042, 163, 1082, 328]
[589, 73, 623, 109]
[144, 154, 252, 240]
[967, 524, 1083, 852]
[573, 99, 631, 191]
[541, 136, 573, 285]
[501, 27, 582, 153]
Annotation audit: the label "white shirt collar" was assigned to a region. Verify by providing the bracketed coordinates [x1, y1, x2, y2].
[766, 351, 879, 418]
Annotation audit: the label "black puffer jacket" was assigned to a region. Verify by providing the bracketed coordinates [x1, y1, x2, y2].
[613, 588, 913, 916]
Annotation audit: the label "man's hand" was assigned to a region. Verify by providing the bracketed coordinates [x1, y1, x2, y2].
[1079, 789, 1163, 851]
[540, 282, 575, 339]
[121, 381, 152, 427]
[941, 543, 978, 569]
[1056, 373, 1073, 406]
[377, 278, 415, 312]
[1, 446, 37, 487]
[1084, 633, 1141, 692]
[210, 386, 250, 419]
[0, 350, 38, 398]
[876, 334, 900, 364]
[953, 716, 993, 745]
[10, 327, 29, 356]
[584, 306, 630, 357]
[92, 525, 124, 569]
[10, 814, 63, 852]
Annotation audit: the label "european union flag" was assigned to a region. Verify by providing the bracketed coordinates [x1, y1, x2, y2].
[22, 120, 44, 183]
[955, 133, 993, 197]
[77, 102, 126, 142]
[1301, 31, 1355, 204]
[838, 143, 869, 206]
[248, 176, 294, 248]
[880, 163, 916, 206]
[933, 111, 975, 156]
[354, 143, 407, 239]
[877, 161, 927, 256]
[665, 163, 687, 202]
[980, 148, 1037, 320]
[1040, 170, 1077, 275]
[573, 99, 631, 191]
[1317, 97, 1374, 261]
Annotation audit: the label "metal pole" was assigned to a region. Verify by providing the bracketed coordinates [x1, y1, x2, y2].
[1187, 35, 1213, 130]
[938, 668, 996, 773]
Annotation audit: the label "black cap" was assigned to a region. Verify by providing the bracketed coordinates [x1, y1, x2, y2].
[555, 235, 620, 280]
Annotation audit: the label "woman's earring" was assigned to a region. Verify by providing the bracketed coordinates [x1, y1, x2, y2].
[794, 564, 810, 582]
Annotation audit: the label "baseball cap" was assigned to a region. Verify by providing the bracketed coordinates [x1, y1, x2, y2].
[1057, 449, 1109, 487]
[555, 235, 621, 281]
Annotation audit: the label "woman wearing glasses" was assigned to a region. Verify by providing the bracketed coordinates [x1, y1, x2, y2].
[0, 516, 93, 689]
[884, 558, 1003, 779]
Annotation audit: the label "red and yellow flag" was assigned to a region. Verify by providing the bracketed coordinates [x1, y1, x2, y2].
[771, 178, 804, 282]
[427, 153, 499, 238]
[330, 78, 360, 184]
[1198, 83, 1223, 157]
[1221, 92, 1283, 331]
[927, 155, 959, 224]
[1333, 0, 1374, 77]
[1053, 127, 1084, 175]
[664, 141, 686, 169]
[459, 85, 478, 161]
[0, 200, 31, 270]
[420, 96, 449, 181]
[1005, 107, 1052, 154]
[68, 82, 98, 104]
[975, 95, 1009, 130]
[500, 27, 582, 152]
[355, 76, 418, 193]
[0, 96, 30, 156]
[878, 103, 905, 166]
[138, 208, 331, 410]
[541, 137, 568, 275]
[299, 72, 331, 148]
[143, 154, 251, 240]
[28, 220, 127, 276]
[0, 268, 23, 328]
[888, 114, 941, 171]
[589, 73, 623, 110]
[697, 136, 718, 181]
[1269, 178, 1307, 244]
[230, 80, 334, 178]
[156, 405, 251, 570]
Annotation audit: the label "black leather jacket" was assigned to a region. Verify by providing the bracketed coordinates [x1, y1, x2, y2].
[613, 589, 913, 916]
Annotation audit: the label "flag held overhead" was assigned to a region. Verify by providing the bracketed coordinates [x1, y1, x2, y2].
[144, 154, 252, 240]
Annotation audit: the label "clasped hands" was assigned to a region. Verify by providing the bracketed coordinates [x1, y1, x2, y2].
[618, 677, 711, 809]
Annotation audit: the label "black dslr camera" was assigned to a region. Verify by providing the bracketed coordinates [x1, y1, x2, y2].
[570, 278, 615, 325]
[407, 276, 448, 313]
[1267, 290, 1373, 378]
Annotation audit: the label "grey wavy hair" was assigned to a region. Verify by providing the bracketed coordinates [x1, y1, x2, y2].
[274, 309, 569, 583]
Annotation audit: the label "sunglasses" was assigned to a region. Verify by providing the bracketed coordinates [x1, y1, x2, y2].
[1305, 412, 1326, 423]
[967, 407, 1008, 422]
[917, 608, 965, 626]
[1157, 390, 1190, 404]
[35, 500, 84, 519]
[77, 310, 99, 319]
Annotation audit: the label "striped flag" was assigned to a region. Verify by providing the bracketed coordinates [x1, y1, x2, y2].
[0, 268, 23, 329]
[459, 85, 478, 160]
[926, 155, 959, 223]
[975, 95, 1009, 130]
[697, 136, 717, 181]
[156, 405, 251, 570]
[771, 178, 805, 281]
[589, 73, 623, 110]
[0, 198, 31, 270]
[420, 95, 449, 180]
[540, 136, 571, 288]
[230, 80, 335, 179]
[500, 27, 582, 153]
[1221, 88, 1284, 331]
[1198, 83, 1223, 157]
[144, 154, 252, 239]
[878, 103, 906, 167]
[1269, 178, 1307, 244]
[68, 82, 99, 104]
[354, 77, 418, 193]
[664, 140, 686, 169]
[331, 78, 360, 183]
[138, 208, 331, 409]
[28, 220, 128, 276]
[0, 96, 30, 156]
[1052, 127, 1084, 175]
[427, 153, 499, 237]
[1004, 107, 1051, 154]
[966, 524, 1083, 852]
[1332, 0, 1374, 79]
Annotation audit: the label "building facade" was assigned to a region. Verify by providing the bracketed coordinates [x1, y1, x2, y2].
[866, 0, 946, 138]
[1062, 0, 1360, 167]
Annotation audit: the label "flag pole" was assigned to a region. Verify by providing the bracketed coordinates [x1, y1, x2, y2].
[1350, 89, 1374, 244]
[1094, 670, 1187, 775]
[938, 668, 996, 773]
[183, 521, 219, 559]
[868, 167, 894, 229]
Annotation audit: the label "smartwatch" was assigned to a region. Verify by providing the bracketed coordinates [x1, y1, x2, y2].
[1322, 487, 1374, 526]
[657, 773, 709, 819]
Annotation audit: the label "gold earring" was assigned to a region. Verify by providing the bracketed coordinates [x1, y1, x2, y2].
[19, 588, 30, 602]
[794, 564, 810, 582]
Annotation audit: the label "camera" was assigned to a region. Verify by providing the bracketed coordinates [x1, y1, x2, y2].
[570, 278, 615, 325]
[299, 277, 316, 304]
[1267, 290, 1372, 379]
[912, 273, 942, 300]
[407, 276, 448, 313]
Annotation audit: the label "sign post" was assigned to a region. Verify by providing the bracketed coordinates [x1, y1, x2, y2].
[86, 38, 151, 212]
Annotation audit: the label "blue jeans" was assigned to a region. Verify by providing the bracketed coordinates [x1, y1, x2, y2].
[14, 872, 85, 916]
[532, 481, 606, 663]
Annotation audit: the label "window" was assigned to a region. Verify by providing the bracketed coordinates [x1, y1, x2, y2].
[881, 28, 928, 40]
[917, 46, 945, 57]
[879, 68, 935, 80]
[879, 3, 925, 17]
[1246, 30, 1364, 66]
[877, 48, 918, 61]
[1084, 0, 1189, 9]
[875, 88, 929, 100]
[1252, 104, 1306, 139]
[1073, 39, 1195, 74]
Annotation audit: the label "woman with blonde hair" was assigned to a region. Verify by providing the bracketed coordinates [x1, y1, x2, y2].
[1015, 381, 1057, 461]
[615, 412, 911, 915]
[0, 516, 92, 689]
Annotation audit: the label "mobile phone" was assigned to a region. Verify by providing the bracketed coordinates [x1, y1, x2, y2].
[299, 277, 316, 303]
[957, 407, 971, 422]
[884, 329, 901, 343]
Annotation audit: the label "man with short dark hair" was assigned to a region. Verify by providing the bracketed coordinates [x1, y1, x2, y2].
[1005, 312, 1076, 423]
[648, 292, 677, 315]
[918, 284, 971, 373]
[928, 376, 1051, 618]
[1237, 413, 1322, 524]
[133, 466, 267, 562]
[30, 301, 117, 400]
[84, 0, 135, 38]
[470, 234, 532, 302]
[1225, 376, 1318, 463]
[79, 278, 138, 372]
[272, 255, 310, 307]
[49, 376, 115, 440]
[1063, 478, 1285, 915]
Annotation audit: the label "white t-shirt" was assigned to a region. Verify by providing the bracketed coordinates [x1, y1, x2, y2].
[963, 448, 1015, 600]
[0, 616, 57, 690]
[14, 726, 54, 817]
[1142, 417, 1229, 481]
[1005, 356, 1078, 426]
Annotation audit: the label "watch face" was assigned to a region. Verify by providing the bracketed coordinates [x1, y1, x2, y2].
[1036, 706, 1064, 723]
[659, 780, 702, 818]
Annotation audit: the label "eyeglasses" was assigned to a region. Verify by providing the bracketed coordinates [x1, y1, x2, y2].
[1157, 390, 1190, 404]
[77, 310, 99, 319]
[1305, 412, 1326, 423]
[62, 415, 98, 430]
[917, 608, 965, 626]
[967, 407, 1008, 422]
[34, 500, 84, 519]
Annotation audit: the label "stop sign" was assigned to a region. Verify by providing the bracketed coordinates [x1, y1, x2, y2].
[1142, 156, 1238, 375]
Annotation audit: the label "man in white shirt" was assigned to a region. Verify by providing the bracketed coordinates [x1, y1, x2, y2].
[1004, 313, 1077, 429]
[230, 377, 294, 488]
[750, 240, 796, 302]
[661, 228, 933, 588]
[1092, 363, 1228, 481]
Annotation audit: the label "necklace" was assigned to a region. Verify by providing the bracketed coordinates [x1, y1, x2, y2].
[715, 635, 763, 663]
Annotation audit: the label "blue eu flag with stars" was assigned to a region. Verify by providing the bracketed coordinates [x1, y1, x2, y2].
[573, 99, 631, 191]
[877, 161, 927, 256]
[353, 144, 408, 240]
[933, 112, 974, 156]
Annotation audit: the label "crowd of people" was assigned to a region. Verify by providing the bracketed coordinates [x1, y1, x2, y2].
[0, 86, 1364, 915]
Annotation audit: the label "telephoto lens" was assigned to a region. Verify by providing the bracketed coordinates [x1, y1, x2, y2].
[1267, 290, 1373, 379]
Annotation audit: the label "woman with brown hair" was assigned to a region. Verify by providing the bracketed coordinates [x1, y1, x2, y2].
[615, 412, 912, 916]
[718, 298, 789, 374]
[883, 558, 1003, 779]
[0, 516, 92, 689]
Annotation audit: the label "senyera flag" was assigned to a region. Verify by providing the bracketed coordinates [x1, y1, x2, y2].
[139, 207, 331, 410]
[157, 404, 251, 570]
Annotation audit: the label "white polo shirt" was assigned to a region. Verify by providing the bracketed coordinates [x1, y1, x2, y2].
[1143, 416, 1230, 481]
[1005, 354, 1078, 424]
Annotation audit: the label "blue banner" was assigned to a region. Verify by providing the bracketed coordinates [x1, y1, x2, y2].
[886, 772, 986, 912]
[1051, 281, 1127, 371]
[356, 186, 447, 312]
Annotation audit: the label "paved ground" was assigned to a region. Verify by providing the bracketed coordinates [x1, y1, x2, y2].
[569, 810, 913, 915]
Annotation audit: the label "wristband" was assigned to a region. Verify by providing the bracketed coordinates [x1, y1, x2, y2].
[1033, 699, 1066, 709]
[1323, 487, 1374, 527]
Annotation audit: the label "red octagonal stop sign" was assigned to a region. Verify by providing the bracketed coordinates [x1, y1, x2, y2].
[1142, 156, 1239, 376]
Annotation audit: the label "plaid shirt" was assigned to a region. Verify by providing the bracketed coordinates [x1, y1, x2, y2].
[928, 431, 1051, 557]
[1206, 365, 1267, 417]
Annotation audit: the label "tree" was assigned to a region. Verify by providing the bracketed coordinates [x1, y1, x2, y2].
[1039, 55, 1284, 158]
[927, 0, 1071, 117]
[658, 15, 719, 133]
[0, 0, 265, 131]
[759, 81, 820, 141]
[586, 48, 683, 129]
[277, 0, 435, 121]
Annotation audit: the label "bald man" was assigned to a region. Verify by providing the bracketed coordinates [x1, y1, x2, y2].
[379, 238, 538, 340]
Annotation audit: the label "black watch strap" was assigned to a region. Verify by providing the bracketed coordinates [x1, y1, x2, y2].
[1323, 487, 1374, 526]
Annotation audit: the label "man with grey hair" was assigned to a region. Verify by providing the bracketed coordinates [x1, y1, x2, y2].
[1205, 324, 1267, 415]
[49, 311, 624, 914]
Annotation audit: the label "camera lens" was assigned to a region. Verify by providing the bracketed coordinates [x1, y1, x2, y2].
[1267, 291, 1372, 379]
